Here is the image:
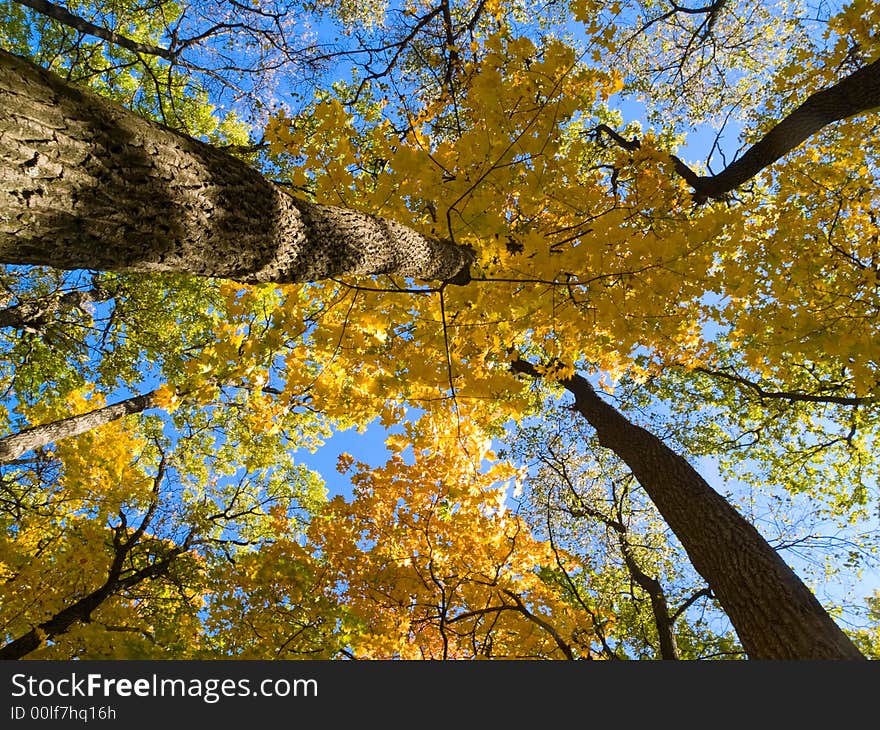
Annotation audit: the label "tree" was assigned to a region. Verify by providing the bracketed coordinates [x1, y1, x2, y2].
[508, 409, 733, 660]
[309, 414, 602, 659]
[0, 48, 473, 284]
[512, 359, 864, 659]
[595, 38, 880, 203]
[2, 0, 333, 122]
[0, 389, 157, 463]
[2, 0, 879, 660]
[0, 384, 339, 659]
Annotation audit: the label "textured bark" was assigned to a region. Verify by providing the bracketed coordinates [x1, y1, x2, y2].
[512, 360, 865, 660]
[0, 298, 52, 332]
[0, 390, 157, 463]
[0, 49, 474, 284]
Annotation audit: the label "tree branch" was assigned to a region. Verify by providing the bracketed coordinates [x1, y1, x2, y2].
[0, 390, 159, 464]
[594, 56, 880, 202]
[696, 367, 878, 405]
[12, 0, 176, 60]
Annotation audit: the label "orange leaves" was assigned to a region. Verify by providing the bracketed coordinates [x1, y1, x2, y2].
[257, 8, 880, 660]
[198, 537, 348, 659]
[310, 414, 598, 658]
[152, 383, 180, 413]
[245, 392, 288, 437]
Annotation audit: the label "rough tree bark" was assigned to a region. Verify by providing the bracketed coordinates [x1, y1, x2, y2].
[0, 49, 474, 284]
[512, 359, 865, 660]
[0, 390, 157, 463]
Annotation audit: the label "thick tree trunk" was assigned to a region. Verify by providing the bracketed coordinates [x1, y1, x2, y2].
[0, 49, 473, 284]
[512, 360, 865, 659]
[0, 390, 157, 463]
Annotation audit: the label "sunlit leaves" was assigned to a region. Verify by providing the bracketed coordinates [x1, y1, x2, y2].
[310, 412, 601, 658]
[4, 0, 880, 659]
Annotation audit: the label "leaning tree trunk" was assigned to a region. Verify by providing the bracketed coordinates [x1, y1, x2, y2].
[681, 56, 880, 200]
[0, 553, 180, 660]
[0, 49, 473, 284]
[597, 56, 880, 202]
[0, 286, 108, 332]
[0, 390, 157, 463]
[617, 540, 680, 660]
[0, 501, 181, 660]
[512, 360, 865, 660]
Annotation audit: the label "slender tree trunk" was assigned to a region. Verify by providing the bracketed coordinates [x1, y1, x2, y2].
[0, 390, 157, 463]
[0, 462, 176, 660]
[0, 552, 178, 660]
[0, 287, 108, 332]
[617, 541, 680, 660]
[11, 0, 177, 60]
[598, 57, 880, 201]
[682, 56, 880, 200]
[559, 482, 681, 658]
[512, 360, 865, 659]
[0, 49, 473, 284]
[0, 583, 116, 660]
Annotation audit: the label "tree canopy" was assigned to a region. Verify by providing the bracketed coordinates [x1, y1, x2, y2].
[0, 0, 879, 660]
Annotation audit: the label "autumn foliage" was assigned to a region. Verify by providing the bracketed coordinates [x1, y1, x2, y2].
[1, 0, 879, 659]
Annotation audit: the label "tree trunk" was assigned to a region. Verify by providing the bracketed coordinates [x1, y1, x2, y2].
[680, 56, 880, 200]
[0, 49, 473, 284]
[0, 287, 108, 332]
[0, 583, 116, 660]
[11, 0, 176, 60]
[0, 390, 157, 463]
[0, 550, 178, 660]
[617, 541, 680, 660]
[597, 57, 880, 201]
[512, 360, 865, 659]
